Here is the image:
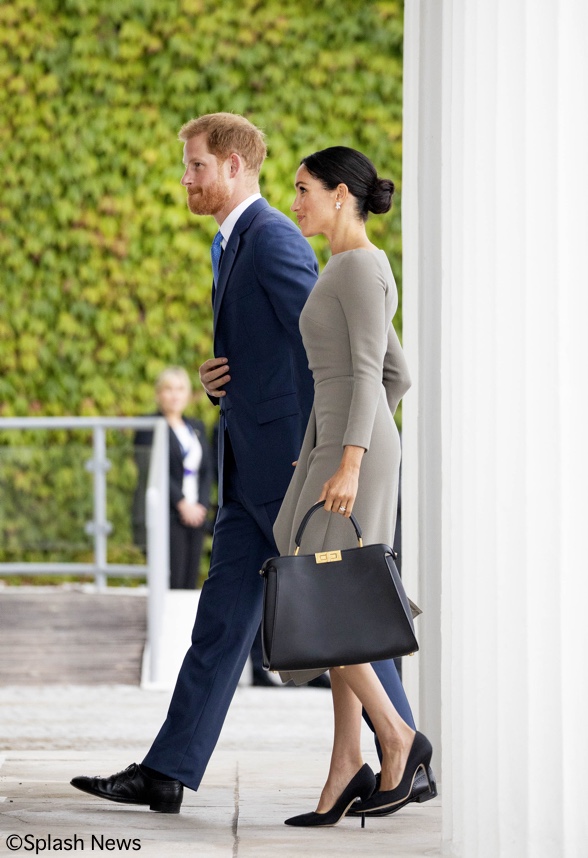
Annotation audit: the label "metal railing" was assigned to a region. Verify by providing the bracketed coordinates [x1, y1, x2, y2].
[0, 416, 169, 683]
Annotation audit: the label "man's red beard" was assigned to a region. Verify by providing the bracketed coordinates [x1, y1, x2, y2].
[186, 178, 231, 216]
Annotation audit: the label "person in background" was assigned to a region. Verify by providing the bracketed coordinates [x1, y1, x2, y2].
[132, 366, 213, 590]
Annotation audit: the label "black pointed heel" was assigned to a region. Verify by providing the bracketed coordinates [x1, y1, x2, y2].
[284, 763, 376, 827]
[358, 731, 433, 821]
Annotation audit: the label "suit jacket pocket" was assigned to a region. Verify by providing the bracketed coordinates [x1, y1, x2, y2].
[256, 393, 299, 425]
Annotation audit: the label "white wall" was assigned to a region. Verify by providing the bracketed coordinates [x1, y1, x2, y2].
[403, 2, 588, 855]
[401, 0, 444, 776]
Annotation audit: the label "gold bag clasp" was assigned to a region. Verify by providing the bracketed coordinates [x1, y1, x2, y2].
[315, 550, 342, 563]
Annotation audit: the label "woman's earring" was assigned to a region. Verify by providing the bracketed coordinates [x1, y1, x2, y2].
[335, 201, 341, 210]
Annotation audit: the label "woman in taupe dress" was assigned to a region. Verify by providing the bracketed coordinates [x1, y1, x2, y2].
[274, 148, 433, 827]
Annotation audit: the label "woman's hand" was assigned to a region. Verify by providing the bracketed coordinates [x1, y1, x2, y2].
[318, 445, 365, 517]
[177, 499, 207, 528]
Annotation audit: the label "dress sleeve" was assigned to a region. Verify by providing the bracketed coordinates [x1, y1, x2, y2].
[337, 255, 389, 451]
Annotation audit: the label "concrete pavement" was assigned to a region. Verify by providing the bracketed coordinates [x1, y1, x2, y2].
[0, 685, 441, 857]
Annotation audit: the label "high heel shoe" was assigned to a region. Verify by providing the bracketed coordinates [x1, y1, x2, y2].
[357, 731, 433, 820]
[347, 765, 438, 818]
[284, 763, 376, 827]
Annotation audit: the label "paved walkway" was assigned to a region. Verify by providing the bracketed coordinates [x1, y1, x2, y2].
[0, 684, 441, 857]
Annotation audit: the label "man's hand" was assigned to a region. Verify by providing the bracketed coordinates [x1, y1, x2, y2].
[199, 357, 230, 397]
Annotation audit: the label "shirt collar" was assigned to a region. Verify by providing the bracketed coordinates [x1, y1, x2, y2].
[218, 194, 262, 247]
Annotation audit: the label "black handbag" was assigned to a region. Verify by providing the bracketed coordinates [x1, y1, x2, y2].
[260, 501, 419, 672]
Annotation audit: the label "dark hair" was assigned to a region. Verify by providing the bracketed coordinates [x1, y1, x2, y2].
[300, 146, 394, 222]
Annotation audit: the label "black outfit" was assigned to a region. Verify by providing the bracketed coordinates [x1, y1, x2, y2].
[132, 415, 213, 589]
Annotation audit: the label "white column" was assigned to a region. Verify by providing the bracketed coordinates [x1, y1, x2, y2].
[404, 1, 588, 855]
[401, 0, 444, 769]
[557, 4, 588, 855]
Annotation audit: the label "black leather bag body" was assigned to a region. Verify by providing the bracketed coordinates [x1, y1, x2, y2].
[260, 501, 419, 672]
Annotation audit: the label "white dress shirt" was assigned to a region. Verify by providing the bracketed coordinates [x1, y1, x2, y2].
[172, 422, 203, 504]
[218, 193, 261, 249]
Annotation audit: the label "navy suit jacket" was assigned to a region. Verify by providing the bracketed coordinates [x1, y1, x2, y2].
[213, 198, 318, 506]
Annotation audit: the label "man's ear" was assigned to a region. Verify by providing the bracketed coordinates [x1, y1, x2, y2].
[228, 152, 242, 177]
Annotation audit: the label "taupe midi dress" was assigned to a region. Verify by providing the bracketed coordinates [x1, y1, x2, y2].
[272, 248, 412, 683]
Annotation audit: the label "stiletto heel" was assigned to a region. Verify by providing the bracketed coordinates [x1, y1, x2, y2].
[284, 764, 376, 827]
[357, 731, 434, 815]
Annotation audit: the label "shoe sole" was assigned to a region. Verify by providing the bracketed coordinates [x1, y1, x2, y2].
[70, 781, 181, 814]
[413, 781, 438, 803]
[351, 782, 437, 818]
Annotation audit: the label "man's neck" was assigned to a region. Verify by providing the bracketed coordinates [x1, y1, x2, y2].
[215, 185, 260, 226]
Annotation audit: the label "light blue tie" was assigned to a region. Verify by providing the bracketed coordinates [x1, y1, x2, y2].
[211, 231, 223, 285]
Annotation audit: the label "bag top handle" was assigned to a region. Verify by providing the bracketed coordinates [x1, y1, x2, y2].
[294, 500, 363, 554]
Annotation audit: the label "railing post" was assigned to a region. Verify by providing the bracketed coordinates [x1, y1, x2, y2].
[146, 418, 169, 684]
[84, 426, 112, 589]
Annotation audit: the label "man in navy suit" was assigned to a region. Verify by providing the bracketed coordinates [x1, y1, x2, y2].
[71, 113, 318, 812]
[71, 113, 435, 814]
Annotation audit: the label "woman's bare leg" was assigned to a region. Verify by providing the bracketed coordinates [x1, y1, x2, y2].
[315, 669, 364, 812]
[330, 663, 415, 792]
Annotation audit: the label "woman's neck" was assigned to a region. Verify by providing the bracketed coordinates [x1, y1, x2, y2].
[326, 221, 374, 256]
[164, 413, 185, 429]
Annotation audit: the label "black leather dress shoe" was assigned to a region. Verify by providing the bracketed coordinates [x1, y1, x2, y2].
[347, 765, 438, 817]
[252, 670, 280, 687]
[70, 763, 183, 813]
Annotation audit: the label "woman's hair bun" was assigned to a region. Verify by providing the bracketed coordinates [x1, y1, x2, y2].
[300, 147, 395, 221]
[367, 178, 395, 214]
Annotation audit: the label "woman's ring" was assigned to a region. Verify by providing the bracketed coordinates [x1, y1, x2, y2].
[339, 505, 347, 512]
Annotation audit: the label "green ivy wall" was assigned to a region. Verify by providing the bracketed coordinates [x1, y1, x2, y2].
[0, 0, 404, 568]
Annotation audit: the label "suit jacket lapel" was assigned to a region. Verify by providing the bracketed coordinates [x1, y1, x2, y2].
[213, 198, 269, 330]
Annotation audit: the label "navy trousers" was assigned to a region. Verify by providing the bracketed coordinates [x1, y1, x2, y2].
[143, 447, 415, 791]
[143, 449, 280, 791]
